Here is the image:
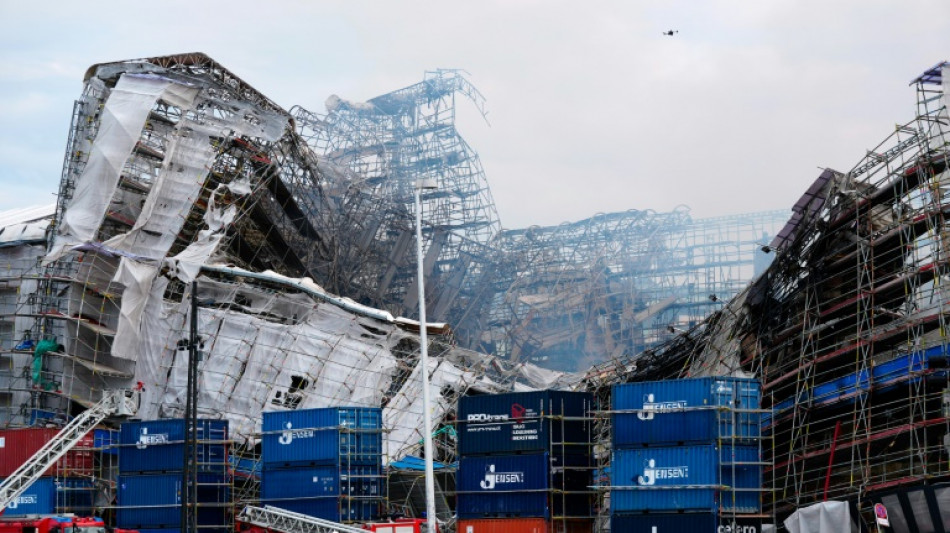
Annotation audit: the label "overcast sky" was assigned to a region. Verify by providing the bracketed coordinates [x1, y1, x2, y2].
[1, 1, 947, 229]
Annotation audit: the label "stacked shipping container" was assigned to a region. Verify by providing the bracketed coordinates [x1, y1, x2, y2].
[259, 407, 384, 524]
[115, 419, 230, 532]
[610, 377, 765, 531]
[455, 391, 594, 533]
[0, 428, 97, 515]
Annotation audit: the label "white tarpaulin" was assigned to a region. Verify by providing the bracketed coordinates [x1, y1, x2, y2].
[50, 74, 184, 259]
[784, 501, 858, 533]
[26, 58, 578, 461]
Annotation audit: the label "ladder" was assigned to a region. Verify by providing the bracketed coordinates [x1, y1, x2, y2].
[237, 505, 367, 533]
[0, 388, 141, 512]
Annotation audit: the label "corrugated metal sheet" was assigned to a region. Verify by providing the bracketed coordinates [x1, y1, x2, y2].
[456, 518, 593, 533]
[458, 391, 592, 456]
[262, 407, 382, 467]
[457, 453, 591, 519]
[611, 445, 761, 513]
[0, 428, 94, 477]
[118, 419, 228, 473]
[115, 472, 230, 529]
[612, 377, 760, 446]
[0, 477, 56, 516]
[260, 464, 384, 500]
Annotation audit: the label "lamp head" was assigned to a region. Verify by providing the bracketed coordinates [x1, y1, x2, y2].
[415, 178, 438, 190]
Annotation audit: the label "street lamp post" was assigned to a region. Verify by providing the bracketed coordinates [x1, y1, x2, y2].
[414, 178, 439, 533]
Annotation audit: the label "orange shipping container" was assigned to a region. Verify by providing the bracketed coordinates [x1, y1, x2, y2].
[455, 519, 592, 533]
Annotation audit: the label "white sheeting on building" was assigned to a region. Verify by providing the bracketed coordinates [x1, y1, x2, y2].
[33, 60, 577, 463]
[0, 204, 54, 247]
[784, 501, 858, 533]
[50, 75, 181, 259]
[131, 275, 471, 457]
[384, 355, 476, 461]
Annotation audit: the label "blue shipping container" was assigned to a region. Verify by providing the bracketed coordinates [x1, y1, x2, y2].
[456, 453, 591, 519]
[458, 391, 592, 456]
[116, 472, 230, 528]
[611, 445, 761, 513]
[57, 477, 96, 512]
[119, 419, 228, 473]
[612, 377, 760, 447]
[261, 464, 384, 500]
[262, 407, 382, 468]
[0, 477, 97, 515]
[611, 513, 765, 532]
[94, 428, 119, 455]
[0, 477, 55, 516]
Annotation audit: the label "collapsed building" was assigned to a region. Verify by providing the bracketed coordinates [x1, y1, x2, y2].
[0, 52, 787, 521]
[287, 71, 786, 371]
[586, 61, 950, 529]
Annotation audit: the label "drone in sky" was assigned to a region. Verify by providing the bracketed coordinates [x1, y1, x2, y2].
[662, 30, 679, 36]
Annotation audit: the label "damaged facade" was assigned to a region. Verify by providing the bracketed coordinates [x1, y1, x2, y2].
[0, 52, 789, 522]
[587, 61, 950, 528]
[0, 54, 573, 465]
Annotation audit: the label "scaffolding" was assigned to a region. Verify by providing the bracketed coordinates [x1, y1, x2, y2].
[582, 61, 950, 528]
[290, 70, 787, 372]
[454, 209, 786, 371]
[452, 393, 596, 533]
[290, 69, 501, 326]
[0, 52, 808, 527]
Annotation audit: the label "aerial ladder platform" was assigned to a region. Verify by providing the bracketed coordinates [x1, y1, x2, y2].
[237, 505, 368, 533]
[0, 388, 141, 513]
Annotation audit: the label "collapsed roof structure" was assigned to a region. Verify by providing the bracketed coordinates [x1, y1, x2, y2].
[1, 53, 570, 460]
[586, 61, 950, 528]
[0, 52, 787, 521]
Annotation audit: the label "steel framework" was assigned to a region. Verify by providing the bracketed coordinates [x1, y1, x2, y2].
[0, 53, 811, 528]
[582, 61, 950, 529]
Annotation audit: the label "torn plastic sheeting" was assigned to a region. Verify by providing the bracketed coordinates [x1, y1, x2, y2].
[103, 80, 287, 261]
[168, 180, 245, 283]
[385, 356, 474, 461]
[157, 287, 397, 440]
[199, 264, 396, 323]
[784, 501, 858, 533]
[515, 362, 574, 390]
[103, 114, 217, 258]
[50, 74, 176, 259]
[111, 258, 160, 361]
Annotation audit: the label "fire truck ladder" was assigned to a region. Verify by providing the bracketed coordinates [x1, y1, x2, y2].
[0, 388, 141, 512]
[237, 505, 367, 533]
